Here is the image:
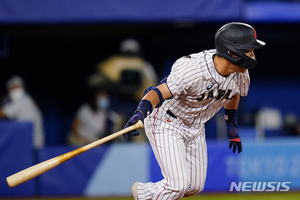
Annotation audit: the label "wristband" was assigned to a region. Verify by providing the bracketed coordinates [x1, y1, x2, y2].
[134, 99, 153, 119]
[151, 87, 163, 107]
[225, 109, 237, 124]
[143, 85, 164, 107]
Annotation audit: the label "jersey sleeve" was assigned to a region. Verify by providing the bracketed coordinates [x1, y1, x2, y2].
[167, 56, 198, 97]
[238, 70, 250, 97]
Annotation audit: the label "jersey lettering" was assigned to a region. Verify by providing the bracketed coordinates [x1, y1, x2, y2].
[216, 89, 226, 100]
[197, 89, 234, 101]
[205, 90, 214, 100]
[197, 93, 206, 101]
[223, 89, 232, 100]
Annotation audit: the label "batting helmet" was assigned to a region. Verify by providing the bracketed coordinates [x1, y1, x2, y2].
[215, 22, 265, 69]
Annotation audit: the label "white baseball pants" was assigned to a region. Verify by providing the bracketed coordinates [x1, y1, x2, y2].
[136, 109, 208, 200]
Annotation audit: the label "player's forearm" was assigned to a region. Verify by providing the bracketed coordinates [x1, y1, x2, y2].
[143, 90, 160, 110]
[224, 95, 240, 110]
[143, 83, 172, 109]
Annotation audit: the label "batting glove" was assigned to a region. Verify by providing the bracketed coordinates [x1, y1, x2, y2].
[226, 122, 242, 153]
[123, 99, 153, 138]
[123, 111, 143, 138]
[225, 109, 242, 153]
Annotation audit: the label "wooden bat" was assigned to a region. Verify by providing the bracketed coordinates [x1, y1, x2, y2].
[6, 120, 143, 188]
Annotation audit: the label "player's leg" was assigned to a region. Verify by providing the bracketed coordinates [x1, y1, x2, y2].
[137, 113, 191, 200]
[184, 126, 207, 196]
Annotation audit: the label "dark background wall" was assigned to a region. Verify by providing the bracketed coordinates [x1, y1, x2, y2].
[1, 1, 300, 144]
[1, 23, 299, 107]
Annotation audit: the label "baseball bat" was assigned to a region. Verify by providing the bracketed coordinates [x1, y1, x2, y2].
[6, 120, 143, 188]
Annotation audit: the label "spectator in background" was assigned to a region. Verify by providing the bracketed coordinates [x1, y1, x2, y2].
[67, 74, 123, 146]
[0, 76, 45, 149]
[97, 38, 159, 106]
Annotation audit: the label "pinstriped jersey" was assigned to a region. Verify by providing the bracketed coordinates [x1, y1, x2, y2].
[162, 49, 250, 126]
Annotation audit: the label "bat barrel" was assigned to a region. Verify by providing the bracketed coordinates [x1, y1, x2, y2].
[6, 157, 60, 188]
[6, 148, 85, 188]
[6, 120, 143, 188]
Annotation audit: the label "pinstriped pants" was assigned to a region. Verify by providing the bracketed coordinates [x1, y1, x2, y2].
[137, 109, 208, 200]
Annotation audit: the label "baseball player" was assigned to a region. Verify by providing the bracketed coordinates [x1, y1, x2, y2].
[124, 22, 265, 200]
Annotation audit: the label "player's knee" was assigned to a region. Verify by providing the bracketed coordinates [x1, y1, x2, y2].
[176, 181, 190, 196]
[168, 175, 191, 197]
[194, 184, 205, 194]
[185, 183, 205, 196]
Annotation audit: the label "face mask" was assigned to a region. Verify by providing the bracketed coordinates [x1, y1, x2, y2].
[97, 96, 110, 110]
[9, 88, 25, 101]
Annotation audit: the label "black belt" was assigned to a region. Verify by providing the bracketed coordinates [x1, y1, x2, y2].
[167, 110, 177, 119]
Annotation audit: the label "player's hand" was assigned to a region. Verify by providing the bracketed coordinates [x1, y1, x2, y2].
[226, 123, 242, 153]
[123, 111, 144, 138]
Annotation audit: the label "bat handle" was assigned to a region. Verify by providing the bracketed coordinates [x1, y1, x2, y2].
[132, 120, 144, 130]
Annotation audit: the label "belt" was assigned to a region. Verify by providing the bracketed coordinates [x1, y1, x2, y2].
[167, 110, 177, 119]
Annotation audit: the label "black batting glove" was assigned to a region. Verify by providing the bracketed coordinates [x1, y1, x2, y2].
[123, 99, 153, 139]
[226, 122, 242, 153]
[225, 109, 242, 154]
[123, 111, 143, 138]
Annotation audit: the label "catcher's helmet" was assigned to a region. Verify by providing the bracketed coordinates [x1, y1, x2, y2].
[215, 22, 265, 69]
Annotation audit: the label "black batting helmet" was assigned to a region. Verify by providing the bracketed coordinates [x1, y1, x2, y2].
[215, 22, 265, 69]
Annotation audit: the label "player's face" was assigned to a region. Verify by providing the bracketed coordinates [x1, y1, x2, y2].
[243, 49, 255, 60]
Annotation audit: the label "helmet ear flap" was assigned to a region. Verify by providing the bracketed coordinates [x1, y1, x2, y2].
[228, 50, 236, 57]
[226, 50, 240, 63]
[236, 53, 257, 69]
[215, 41, 241, 63]
[227, 50, 239, 59]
